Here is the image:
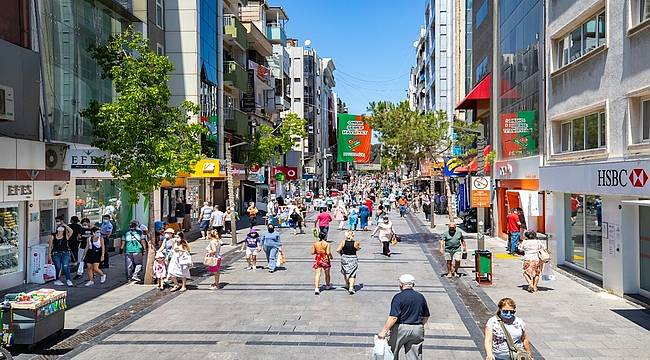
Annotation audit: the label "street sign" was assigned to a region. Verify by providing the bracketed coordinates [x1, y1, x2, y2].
[471, 176, 491, 208]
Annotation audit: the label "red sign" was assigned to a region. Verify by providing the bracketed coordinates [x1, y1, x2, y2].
[629, 168, 649, 188]
[272, 166, 298, 180]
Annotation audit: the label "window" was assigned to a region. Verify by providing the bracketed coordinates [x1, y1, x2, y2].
[293, 98, 301, 103]
[475, 0, 488, 28]
[294, 78, 300, 82]
[475, 57, 489, 82]
[556, 11, 605, 69]
[640, 0, 650, 23]
[565, 194, 603, 274]
[156, 43, 164, 56]
[559, 111, 606, 152]
[641, 99, 650, 141]
[155, 0, 164, 28]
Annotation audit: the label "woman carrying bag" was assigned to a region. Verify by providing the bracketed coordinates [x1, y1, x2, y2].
[518, 230, 549, 293]
[204, 230, 222, 290]
[484, 298, 532, 360]
[167, 233, 192, 292]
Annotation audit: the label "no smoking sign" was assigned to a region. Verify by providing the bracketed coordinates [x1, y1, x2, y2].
[471, 176, 491, 208]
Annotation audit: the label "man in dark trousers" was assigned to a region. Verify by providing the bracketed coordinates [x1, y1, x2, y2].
[377, 274, 430, 360]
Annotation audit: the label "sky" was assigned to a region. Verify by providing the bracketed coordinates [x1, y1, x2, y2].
[278, 0, 425, 115]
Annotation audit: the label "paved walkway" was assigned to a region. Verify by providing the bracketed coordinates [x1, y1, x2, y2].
[411, 211, 650, 360]
[65, 214, 484, 360]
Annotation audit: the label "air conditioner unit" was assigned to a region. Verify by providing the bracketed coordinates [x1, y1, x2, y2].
[45, 143, 68, 170]
[0, 85, 15, 121]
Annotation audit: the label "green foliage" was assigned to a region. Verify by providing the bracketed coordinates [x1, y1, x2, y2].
[245, 113, 306, 166]
[80, 28, 205, 203]
[485, 150, 496, 165]
[367, 101, 478, 165]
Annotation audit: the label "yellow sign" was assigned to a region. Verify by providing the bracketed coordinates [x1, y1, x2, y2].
[470, 176, 491, 208]
[191, 159, 222, 178]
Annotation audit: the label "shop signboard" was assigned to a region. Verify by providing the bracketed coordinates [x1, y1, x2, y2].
[501, 110, 538, 159]
[3, 181, 34, 201]
[191, 159, 221, 178]
[272, 166, 298, 181]
[337, 114, 372, 163]
[67, 148, 107, 169]
[470, 176, 491, 208]
[355, 144, 381, 171]
[540, 160, 650, 196]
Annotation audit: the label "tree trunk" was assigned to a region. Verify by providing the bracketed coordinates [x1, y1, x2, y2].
[143, 191, 156, 284]
[444, 176, 454, 224]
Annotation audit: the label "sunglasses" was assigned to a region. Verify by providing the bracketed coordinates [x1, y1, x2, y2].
[501, 310, 516, 315]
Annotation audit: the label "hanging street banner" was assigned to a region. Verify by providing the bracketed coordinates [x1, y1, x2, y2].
[337, 114, 372, 163]
[355, 144, 382, 171]
[501, 110, 538, 159]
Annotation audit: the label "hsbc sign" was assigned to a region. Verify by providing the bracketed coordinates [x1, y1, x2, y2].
[540, 160, 650, 196]
[597, 168, 649, 188]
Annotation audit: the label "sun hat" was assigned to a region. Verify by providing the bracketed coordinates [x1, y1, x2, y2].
[155, 251, 165, 259]
[164, 228, 175, 234]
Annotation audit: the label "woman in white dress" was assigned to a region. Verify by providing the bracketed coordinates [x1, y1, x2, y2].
[167, 233, 191, 292]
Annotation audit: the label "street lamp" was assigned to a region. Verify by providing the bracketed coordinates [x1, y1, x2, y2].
[226, 141, 248, 246]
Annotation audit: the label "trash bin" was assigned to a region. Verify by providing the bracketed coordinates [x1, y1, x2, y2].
[474, 250, 493, 285]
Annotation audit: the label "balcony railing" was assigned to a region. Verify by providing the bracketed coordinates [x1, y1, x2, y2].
[224, 61, 247, 91]
[266, 24, 287, 44]
[224, 108, 250, 136]
[224, 14, 248, 49]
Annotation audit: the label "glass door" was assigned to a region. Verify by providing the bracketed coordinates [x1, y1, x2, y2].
[640, 206, 650, 296]
[566, 194, 585, 267]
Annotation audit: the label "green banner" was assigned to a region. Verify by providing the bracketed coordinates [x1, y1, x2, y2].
[337, 114, 372, 163]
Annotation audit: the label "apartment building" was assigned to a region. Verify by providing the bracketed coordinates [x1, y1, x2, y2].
[424, 0, 456, 118]
[319, 58, 336, 187]
[408, 27, 427, 112]
[541, 0, 650, 298]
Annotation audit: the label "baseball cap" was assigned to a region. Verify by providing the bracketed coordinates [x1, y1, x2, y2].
[399, 274, 416, 285]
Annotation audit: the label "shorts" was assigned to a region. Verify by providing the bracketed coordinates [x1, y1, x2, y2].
[212, 225, 224, 235]
[200, 220, 210, 231]
[444, 251, 462, 262]
[571, 210, 578, 217]
[246, 247, 259, 256]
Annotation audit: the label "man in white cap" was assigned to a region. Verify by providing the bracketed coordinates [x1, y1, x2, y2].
[378, 274, 430, 360]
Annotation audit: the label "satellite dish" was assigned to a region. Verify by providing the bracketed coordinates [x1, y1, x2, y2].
[304, 39, 312, 47]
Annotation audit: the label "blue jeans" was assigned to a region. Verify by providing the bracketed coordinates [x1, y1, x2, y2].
[509, 232, 521, 253]
[399, 206, 406, 217]
[52, 251, 71, 281]
[267, 246, 279, 271]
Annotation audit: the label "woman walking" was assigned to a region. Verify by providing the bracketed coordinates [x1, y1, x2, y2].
[205, 230, 222, 290]
[247, 202, 259, 227]
[484, 297, 532, 360]
[82, 228, 107, 287]
[519, 230, 546, 293]
[48, 216, 74, 286]
[348, 207, 359, 231]
[312, 232, 333, 295]
[261, 224, 282, 273]
[336, 231, 361, 295]
[167, 233, 191, 292]
[371, 215, 395, 257]
[358, 203, 370, 231]
[334, 199, 348, 230]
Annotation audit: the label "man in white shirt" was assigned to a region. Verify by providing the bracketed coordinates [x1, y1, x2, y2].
[209, 205, 226, 236]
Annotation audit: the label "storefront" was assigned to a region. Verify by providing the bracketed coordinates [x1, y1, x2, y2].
[494, 156, 545, 238]
[541, 159, 650, 297]
[0, 196, 26, 289]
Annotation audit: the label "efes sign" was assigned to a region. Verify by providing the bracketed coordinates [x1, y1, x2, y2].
[540, 160, 650, 196]
[597, 168, 648, 188]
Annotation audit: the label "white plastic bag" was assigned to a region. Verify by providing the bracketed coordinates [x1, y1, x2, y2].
[372, 335, 394, 360]
[541, 263, 556, 281]
[43, 264, 57, 282]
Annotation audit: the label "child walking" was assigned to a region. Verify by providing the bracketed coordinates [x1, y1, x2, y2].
[205, 230, 223, 290]
[154, 251, 167, 290]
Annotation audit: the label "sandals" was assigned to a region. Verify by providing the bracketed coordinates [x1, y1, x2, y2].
[170, 285, 181, 292]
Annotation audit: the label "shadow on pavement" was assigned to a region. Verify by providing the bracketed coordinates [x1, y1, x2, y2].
[611, 309, 650, 331]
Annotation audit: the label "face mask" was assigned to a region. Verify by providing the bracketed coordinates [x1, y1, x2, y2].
[500, 311, 515, 320]
[268, 227, 275, 233]
[55, 222, 62, 226]
[94, 232, 102, 238]
[449, 229, 456, 234]
[103, 219, 110, 224]
[164, 233, 172, 239]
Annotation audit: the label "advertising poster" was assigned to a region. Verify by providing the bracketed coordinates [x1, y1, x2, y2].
[355, 144, 381, 171]
[501, 110, 538, 158]
[337, 114, 372, 163]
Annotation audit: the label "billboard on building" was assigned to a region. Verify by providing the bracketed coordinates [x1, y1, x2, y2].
[337, 114, 372, 163]
[500, 110, 538, 158]
[355, 144, 381, 171]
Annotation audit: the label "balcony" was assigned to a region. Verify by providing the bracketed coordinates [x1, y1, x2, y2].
[224, 108, 250, 137]
[224, 61, 247, 92]
[224, 15, 248, 50]
[266, 24, 287, 44]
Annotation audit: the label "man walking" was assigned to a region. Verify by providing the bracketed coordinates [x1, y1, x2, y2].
[199, 201, 213, 239]
[314, 207, 333, 241]
[378, 274, 429, 360]
[100, 214, 113, 268]
[506, 208, 522, 254]
[121, 220, 147, 282]
[210, 205, 225, 236]
[440, 223, 467, 278]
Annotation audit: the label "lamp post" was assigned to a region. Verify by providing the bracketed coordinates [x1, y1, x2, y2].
[226, 141, 248, 246]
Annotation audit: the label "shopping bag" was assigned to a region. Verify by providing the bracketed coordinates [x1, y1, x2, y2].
[312, 227, 319, 239]
[77, 260, 85, 275]
[541, 263, 556, 281]
[279, 252, 286, 264]
[43, 264, 57, 281]
[372, 335, 394, 360]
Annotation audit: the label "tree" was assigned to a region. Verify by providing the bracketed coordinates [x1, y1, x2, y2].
[81, 28, 205, 283]
[367, 100, 478, 223]
[245, 113, 306, 167]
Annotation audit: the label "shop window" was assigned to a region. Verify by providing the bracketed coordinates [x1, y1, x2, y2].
[75, 179, 127, 236]
[558, 111, 606, 153]
[565, 194, 603, 274]
[555, 11, 605, 70]
[0, 204, 22, 276]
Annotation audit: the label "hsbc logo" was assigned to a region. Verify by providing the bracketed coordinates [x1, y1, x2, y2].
[597, 168, 648, 188]
[629, 168, 648, 188]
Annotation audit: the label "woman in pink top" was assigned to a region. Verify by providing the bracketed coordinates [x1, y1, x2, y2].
[314, 207, 333, 240]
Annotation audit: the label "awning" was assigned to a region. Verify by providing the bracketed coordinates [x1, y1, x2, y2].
[456, 74, 491, 110]
[455, 158, 478, 173]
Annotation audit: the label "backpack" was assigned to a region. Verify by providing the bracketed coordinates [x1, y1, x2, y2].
[124, 230, 144, 253]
